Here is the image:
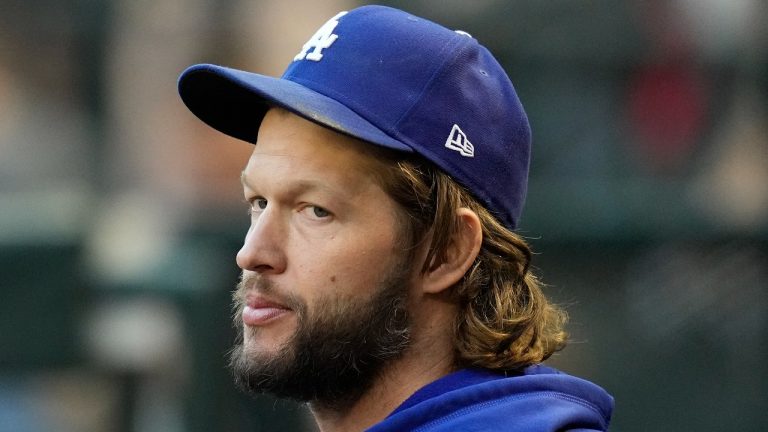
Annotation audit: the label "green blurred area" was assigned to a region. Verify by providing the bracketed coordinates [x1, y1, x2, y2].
[1, 0, 767, 431]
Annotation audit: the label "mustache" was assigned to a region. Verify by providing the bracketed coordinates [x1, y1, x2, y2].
[234, 272, 272, 302]
[232, 272, 304, 316]
[233, 272, 284, 305]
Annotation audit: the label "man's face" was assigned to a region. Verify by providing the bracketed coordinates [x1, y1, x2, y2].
[230, 108, 415, 409]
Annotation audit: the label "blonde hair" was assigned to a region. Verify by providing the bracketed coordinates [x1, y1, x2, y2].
[373, 154, 568, 371]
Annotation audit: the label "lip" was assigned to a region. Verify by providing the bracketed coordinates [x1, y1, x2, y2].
[242, 295, 292, 326]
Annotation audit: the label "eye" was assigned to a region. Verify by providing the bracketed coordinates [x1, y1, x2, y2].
[254, 198, 268, 210]
[248, 197, 268, 214]
[311, 206, 330, 218]
[300, 204, 332, 220]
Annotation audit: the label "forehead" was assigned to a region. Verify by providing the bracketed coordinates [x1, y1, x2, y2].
[242, 108, 395, 190]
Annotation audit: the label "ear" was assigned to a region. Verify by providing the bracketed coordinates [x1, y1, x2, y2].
[420, 208, 483, 295]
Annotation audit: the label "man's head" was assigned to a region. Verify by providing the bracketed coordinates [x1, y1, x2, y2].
[179, 5, 531, 230]
[229, 108, 417, 411]
[178, 5, 566, 409]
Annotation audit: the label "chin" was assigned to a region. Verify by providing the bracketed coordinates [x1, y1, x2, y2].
[243, 324, 294, 355]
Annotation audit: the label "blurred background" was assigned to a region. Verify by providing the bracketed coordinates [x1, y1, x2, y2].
[1, 0, 766, 431]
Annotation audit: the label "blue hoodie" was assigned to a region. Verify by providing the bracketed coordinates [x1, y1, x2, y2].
[367, 365, 613, 431]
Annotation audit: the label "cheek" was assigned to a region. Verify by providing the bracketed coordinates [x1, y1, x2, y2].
[338, 246, 400, 287]
[294, 234, 400, 297]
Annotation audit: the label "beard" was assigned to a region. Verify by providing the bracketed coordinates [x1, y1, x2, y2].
[228, 265, 412, 411]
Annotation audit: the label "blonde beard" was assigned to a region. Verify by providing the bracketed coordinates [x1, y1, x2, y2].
[229, 265, 412, 411]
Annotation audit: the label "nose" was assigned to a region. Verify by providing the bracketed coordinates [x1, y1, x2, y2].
[236, 208, 287, 274]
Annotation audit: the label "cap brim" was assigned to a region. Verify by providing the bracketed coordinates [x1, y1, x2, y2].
[178, 63, 413, 152]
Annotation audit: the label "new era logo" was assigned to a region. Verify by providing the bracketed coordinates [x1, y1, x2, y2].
[444, 124, 474, 157]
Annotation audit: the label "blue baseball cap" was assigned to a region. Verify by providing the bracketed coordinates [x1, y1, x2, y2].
[178, 5, 531, 229]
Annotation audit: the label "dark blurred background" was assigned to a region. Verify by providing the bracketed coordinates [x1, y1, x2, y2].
[1, 0, 766, 431]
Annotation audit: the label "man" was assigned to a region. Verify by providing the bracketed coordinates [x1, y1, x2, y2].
[178, 5, 613, 431]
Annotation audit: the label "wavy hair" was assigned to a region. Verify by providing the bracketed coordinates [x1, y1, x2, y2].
[372, 153, 568, 371]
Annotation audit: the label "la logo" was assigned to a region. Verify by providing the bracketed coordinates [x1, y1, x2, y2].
[445, 124, 475, 157]
[294, 11, 348, 62]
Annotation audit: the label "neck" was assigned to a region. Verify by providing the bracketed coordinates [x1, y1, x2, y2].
[310, 296, 457, 432]
[310, 349, 454, 432]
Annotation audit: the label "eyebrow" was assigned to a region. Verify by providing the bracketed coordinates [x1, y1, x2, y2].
[240, 171, 352, 200]
[240, 170, 252, 189]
